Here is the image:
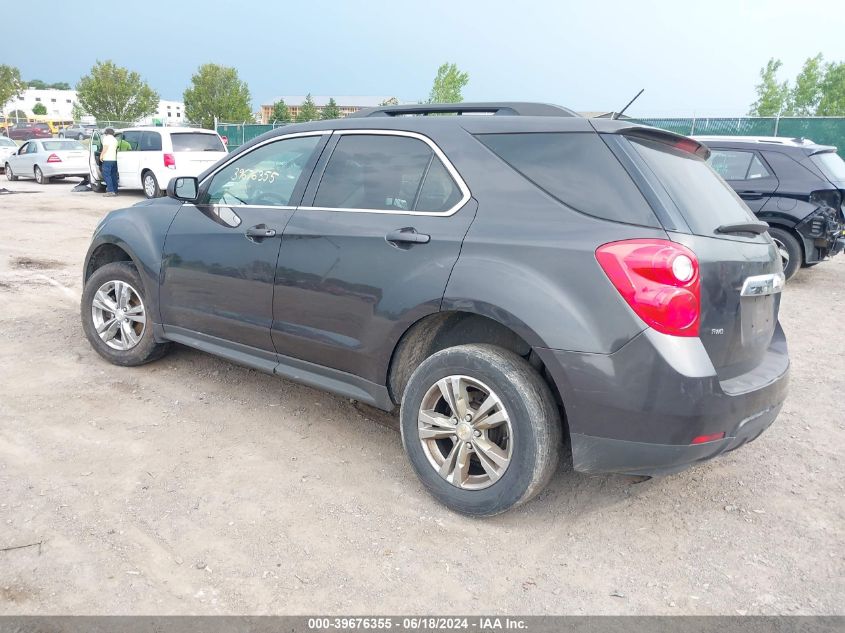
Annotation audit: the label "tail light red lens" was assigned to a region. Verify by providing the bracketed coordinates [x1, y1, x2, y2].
[163, 153, 176, 169]
[596, 239, 701, 337]
[46, 153, 62, 163]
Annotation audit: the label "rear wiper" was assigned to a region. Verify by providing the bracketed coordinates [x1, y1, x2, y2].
[715, 221, 769, 235]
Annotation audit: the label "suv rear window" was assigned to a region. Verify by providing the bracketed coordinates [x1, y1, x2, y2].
[627, 137, 756, 236]
[171, 133, 225, 152]
[811, 151, 845, 182]
[476, 132, 659, 227]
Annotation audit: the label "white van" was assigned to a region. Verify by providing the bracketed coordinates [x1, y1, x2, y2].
[89, 127, 228, 198]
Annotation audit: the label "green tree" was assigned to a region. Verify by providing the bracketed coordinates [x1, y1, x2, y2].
[32, 102, 47, 115]
[816, 61, 845, 116]
[7, 109, 28, 122]
[50, 82, 71, 90]
[71, 102, 88, 121]
[379, 97, 399, 106]
[0, 65, 24, 112]
[27, 79, 71, 90]
[76, 60, 159, 122]
[296, 94, 319, 122]
[786, 54, 825, 115]
[748, 58, 789, 116]
[320, 97, 341, 120]
[184, 63, 252, 129]
[27, 79, 47, 89]
[270, 99, 291, 123]
[428, 62, 469, 103]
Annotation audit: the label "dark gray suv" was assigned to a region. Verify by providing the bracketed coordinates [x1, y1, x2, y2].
[80, 103, 789, 516]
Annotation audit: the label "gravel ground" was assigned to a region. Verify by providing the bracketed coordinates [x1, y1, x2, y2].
[0, 178, 842, 615]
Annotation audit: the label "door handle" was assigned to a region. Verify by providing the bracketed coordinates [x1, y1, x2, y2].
[386, 227, 430, 245]
[739, 191, 764, 200]
[245, 225, 277, 239]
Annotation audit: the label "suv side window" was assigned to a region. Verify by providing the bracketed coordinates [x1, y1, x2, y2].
[204, 135, 322, 207]
[313, 134, 462, 213]
[139, 131, 162, 151]
[120, 131, 142, 151]
[708, 149, 772, 180]
[476, 132, 659, 227]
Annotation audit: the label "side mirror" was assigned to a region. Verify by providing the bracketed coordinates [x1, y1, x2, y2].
[167, 176, 199, 202]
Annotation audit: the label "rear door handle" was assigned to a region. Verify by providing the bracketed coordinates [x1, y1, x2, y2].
[245, 225, 278, 239]
[386, 227, 430, 245]
[739, 191, 764, 200]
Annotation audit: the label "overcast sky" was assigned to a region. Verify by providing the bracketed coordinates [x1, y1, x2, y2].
[4, 0, 844, 116]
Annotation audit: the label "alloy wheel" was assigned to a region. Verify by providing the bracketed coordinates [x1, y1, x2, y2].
[772, 237, 790, 269]
[34, 166, 43, 184]
[417, 375, 513, 490]
[4, 164, 11, 180]
[143, 174, 157, 198]
[90, 280, 146, 351]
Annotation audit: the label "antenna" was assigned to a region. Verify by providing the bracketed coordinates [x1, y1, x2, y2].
[612, 89, 645, 120]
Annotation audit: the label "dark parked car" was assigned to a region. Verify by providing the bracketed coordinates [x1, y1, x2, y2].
[696, 136, 845, 279]
[7, 122, 53, 141]
[80, 103, 789, 515]
[59, 123, 98, 140]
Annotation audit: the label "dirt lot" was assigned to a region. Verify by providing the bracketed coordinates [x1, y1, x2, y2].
[0, 178, 842, 615]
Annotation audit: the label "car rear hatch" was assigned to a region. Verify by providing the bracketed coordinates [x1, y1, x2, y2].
[808, 148, 845, 225]
[604, 126, 784, 381]
[169, 132, 228, 172]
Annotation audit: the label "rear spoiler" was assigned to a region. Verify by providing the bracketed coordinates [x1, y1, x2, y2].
[616, 126, 711, 160]
[589, 120, 710, 159]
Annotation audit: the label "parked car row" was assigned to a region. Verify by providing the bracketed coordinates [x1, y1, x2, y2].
[4, 139, 89, 183]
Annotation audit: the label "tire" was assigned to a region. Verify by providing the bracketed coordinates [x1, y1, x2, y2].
[58, 132, 64, 138]
[77, 133, 84, 140]
[5, 163, 16, 181]
[400, 344, 561, 516]
[80, 261, 171, 367]
[34, 165, 49, 185]
[768, 227, 802, 281]
[142, 171, 160, 198]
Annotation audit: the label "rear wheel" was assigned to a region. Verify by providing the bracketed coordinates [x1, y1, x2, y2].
[81, 261, 171, 366]
[34, 165, 49, 185]
[400, 344, 561, 516]
[768, 227, 802, 281]
[76, 133, 84, 140]
[5, 163, 16, 181]
[142, 171, 160, 198]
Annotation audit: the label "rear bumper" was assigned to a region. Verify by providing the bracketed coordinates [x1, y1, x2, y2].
[42, 163, 88, 178]
[535, 324, 789, 476]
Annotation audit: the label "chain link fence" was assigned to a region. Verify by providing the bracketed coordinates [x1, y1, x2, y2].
[633, 116, 845, 157]
[216, 121, 295, 151]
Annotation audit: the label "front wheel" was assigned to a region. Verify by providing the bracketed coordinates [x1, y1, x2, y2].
[400, 344, 562, 516]
[80, 261, 171, 366]
[768, 227, 802, 281]
[77, 133, 84, 140]
[142, 171, 160, 198]
[34, 165, 49, 185]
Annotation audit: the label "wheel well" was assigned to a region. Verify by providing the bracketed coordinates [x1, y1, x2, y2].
[85, 244, 133, 281]
[387, 311, 567, 425]
[767, 222, 806, 259]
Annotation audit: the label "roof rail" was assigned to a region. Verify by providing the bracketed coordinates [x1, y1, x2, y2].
[348, 102, 579, 118]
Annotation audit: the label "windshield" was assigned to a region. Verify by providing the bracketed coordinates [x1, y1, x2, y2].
[627, 137, 756, 236]
[171, 133, 225, 152]
[811, 151, 845, 182]
[43, 140, 85, 151]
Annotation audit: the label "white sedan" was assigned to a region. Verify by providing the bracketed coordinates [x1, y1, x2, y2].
[0, 136, 17, 171]
[5, 139, 89, 184]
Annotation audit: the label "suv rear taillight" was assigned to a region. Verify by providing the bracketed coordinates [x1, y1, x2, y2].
[596, 239, 700, 337]
[164, 153, 175, 169]
[46, 153, 61, 163]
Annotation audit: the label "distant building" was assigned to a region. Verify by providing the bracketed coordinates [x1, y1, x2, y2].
[3, 88, 78, 120]
[260, 96, 400, 123]
[2, 89, 185, 125]
[138, 100, 186, 126]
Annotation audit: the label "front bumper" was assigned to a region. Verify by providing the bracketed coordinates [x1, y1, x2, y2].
[535, 324, 789, 476]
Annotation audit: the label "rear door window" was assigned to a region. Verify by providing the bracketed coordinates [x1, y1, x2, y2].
[476, 132, 659, 227]
[708, 150, 772, 180]
[171, 133, 225, 152]
[627, 137, 756, 236]
[314, 134, 462, 213]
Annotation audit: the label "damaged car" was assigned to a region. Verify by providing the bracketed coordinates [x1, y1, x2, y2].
[696, 136, 845, 279]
